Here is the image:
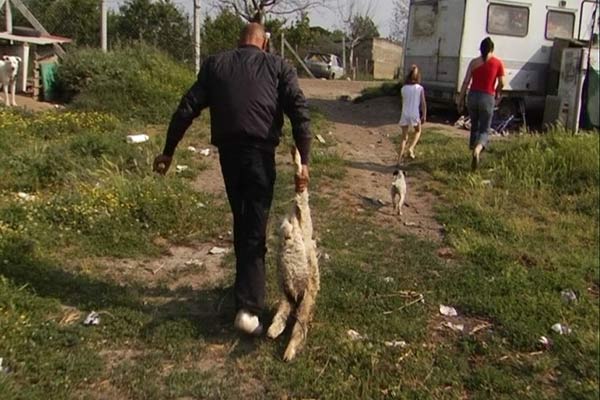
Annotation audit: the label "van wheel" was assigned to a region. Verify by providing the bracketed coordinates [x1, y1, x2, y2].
[329, 73, 335, 80]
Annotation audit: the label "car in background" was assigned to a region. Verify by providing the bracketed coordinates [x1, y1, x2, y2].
[304, 52, 345, 79]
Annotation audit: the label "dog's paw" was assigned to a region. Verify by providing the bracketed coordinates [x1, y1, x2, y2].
[283, 345, 297, 362]
[266, 320, 286, 339]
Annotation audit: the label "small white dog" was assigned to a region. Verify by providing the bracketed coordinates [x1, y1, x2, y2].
[391, 169, 407, 216]
[267, 146, 320, 362]
[0, 55, 22, 107]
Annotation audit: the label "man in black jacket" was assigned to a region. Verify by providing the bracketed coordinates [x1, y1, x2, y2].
[153, 23, 312, 335]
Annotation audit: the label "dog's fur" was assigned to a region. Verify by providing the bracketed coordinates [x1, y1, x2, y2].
[0, 56, 21, 107]
[391, 169, 407, 216]
[267, 147, 320, 362]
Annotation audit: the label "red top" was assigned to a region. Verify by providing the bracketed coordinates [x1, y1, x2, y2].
[470, 57, 505, 96]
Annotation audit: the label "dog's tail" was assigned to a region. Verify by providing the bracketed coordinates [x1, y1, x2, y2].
[290, 146, 302, 176]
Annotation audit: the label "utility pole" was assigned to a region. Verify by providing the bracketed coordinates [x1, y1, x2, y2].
[100, 0, 107, 52]
[193, 0, 201, 74]
[342, 35, 346, 74]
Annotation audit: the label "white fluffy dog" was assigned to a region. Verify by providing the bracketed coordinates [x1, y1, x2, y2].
[0, 56, 21, 107]
[391, 169, 407, 216]
[267, 147, 320, 362]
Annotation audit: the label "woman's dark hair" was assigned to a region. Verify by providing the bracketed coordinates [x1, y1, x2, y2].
[480, 37, 494, 59]
[405, 65, 421, 84]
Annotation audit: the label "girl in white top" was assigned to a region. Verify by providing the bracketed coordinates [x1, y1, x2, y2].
[397, 65, 427, 165]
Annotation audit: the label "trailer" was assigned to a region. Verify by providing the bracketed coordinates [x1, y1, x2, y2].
[404, 0, 599, 107]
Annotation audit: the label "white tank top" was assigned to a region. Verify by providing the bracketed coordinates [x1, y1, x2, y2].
[400, 84, 424, 122]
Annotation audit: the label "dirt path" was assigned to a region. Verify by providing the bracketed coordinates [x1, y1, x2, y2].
[301, 79, 445, 241]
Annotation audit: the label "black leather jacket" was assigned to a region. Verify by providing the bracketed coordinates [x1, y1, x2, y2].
[163, 45, 312, 163]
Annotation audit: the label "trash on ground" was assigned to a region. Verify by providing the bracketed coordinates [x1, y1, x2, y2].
[17, 192, 36, 201]
[322, 253, 331, 261]
[439, 304, 458, 317]
[197, 202, 206, 208]
[383, 276, 394, 283]
[0, 357, 9, 374]
[441, 321, 464, 333]
[83, 311, 100, 326]
[481, 179, 493, 187]
[187, 146, 198, 153]
[538, 335, 552, 350]
[384, 340, 407, 348]
[316, 134, 326, 144]
[185, 259, 204, 268]
[561, 289, 577, 303]
[199, 148, 211, 156]
[151, 263, 166, 275]
[209, 246, 228, 255]
[551, 323, 572, 335]
[347, 329, 366, 341]
[126, 134, 149, 144]
[176, 165, 189, 173]
[404, 221, 419, 227]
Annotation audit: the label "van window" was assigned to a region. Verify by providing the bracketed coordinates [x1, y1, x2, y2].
[546, 11, 575, 40]
[411, 5, 437, 37]
[487, 4, 529, 37]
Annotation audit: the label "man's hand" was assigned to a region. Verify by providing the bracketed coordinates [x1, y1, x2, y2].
[153, 154, 173, 175]
[294, 164, 309, 193]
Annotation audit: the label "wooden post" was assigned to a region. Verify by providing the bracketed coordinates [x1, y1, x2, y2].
[193, 0, 201, 74]
[280, 31, 285, 58]
[342, 35, 346, 74]
[5, 0, 12, 34]
[100, 0, 107, 52]
[19, 42, 29, 92]
[283, 38, 315, 78]
[33, 57, 40, 100]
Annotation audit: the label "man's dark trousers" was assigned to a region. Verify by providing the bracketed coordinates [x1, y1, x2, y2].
[219, 145, 276, 315]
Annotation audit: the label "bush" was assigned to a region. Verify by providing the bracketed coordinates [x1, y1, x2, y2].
[56, 45, 195, 123]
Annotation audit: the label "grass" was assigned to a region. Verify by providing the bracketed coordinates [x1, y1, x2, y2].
[1, 50, 598, 397]
[354, 81, 402, 103]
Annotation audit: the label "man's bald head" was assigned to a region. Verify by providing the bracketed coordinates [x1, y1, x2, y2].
[239, 23, 269, 50]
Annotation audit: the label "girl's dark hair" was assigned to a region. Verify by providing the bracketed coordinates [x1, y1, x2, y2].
[405, 65, 421, 84]
[480, 37, 494, 59]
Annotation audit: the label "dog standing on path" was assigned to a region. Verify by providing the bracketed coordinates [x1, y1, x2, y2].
[391, 169, 407, 216]
[0, 56, 22, 107]
[267, 147, 320, 362]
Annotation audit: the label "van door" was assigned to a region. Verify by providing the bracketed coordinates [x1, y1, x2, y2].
[404, 0, 465, 98]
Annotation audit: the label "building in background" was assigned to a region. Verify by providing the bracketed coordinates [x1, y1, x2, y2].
[354, 38, 404, 80]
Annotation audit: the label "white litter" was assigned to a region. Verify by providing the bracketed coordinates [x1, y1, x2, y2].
[551, 323, 572, 335]
[83, 311, 100, 326]
[126, 134, 149, 144]
[176, 165, 189, 173]
[316, 134, 326, 144]
[197, 202, 206, 208]
[208, 246, 228, 255]
[441, 322, 464, 332]
[199, 148, 211, 156]
[17, 192, 36, 201]
[538, 335, 552, 349]
[323, 253, 331, 261]
[185, 259, 204, 268]
[404, 222, 419, 227]
[439, 304, 458, 317]
[383, 276, 395, 283]
[347, 329, 366, 341]
[0, 357, 7, 374]
[187, 146, 198, 153]
[561, 289, 577, 303]
[384, 340, 407, 348]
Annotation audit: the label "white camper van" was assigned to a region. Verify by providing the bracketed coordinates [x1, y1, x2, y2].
[404, 0, 599, 105]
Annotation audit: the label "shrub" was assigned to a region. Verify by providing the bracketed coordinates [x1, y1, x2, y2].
[55, 45, 195, 123]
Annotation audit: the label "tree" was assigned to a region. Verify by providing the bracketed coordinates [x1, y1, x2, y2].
[338, 0, 379, 73]
[201, 9, 246, 56]
[389, 0, 409, 44]
[214, 0, 330, 23]
[21, 0, 100, 46]
[113, 0, 193, 62]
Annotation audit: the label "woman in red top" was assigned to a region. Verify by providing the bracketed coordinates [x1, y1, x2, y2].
[457, 37, 506, 170]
